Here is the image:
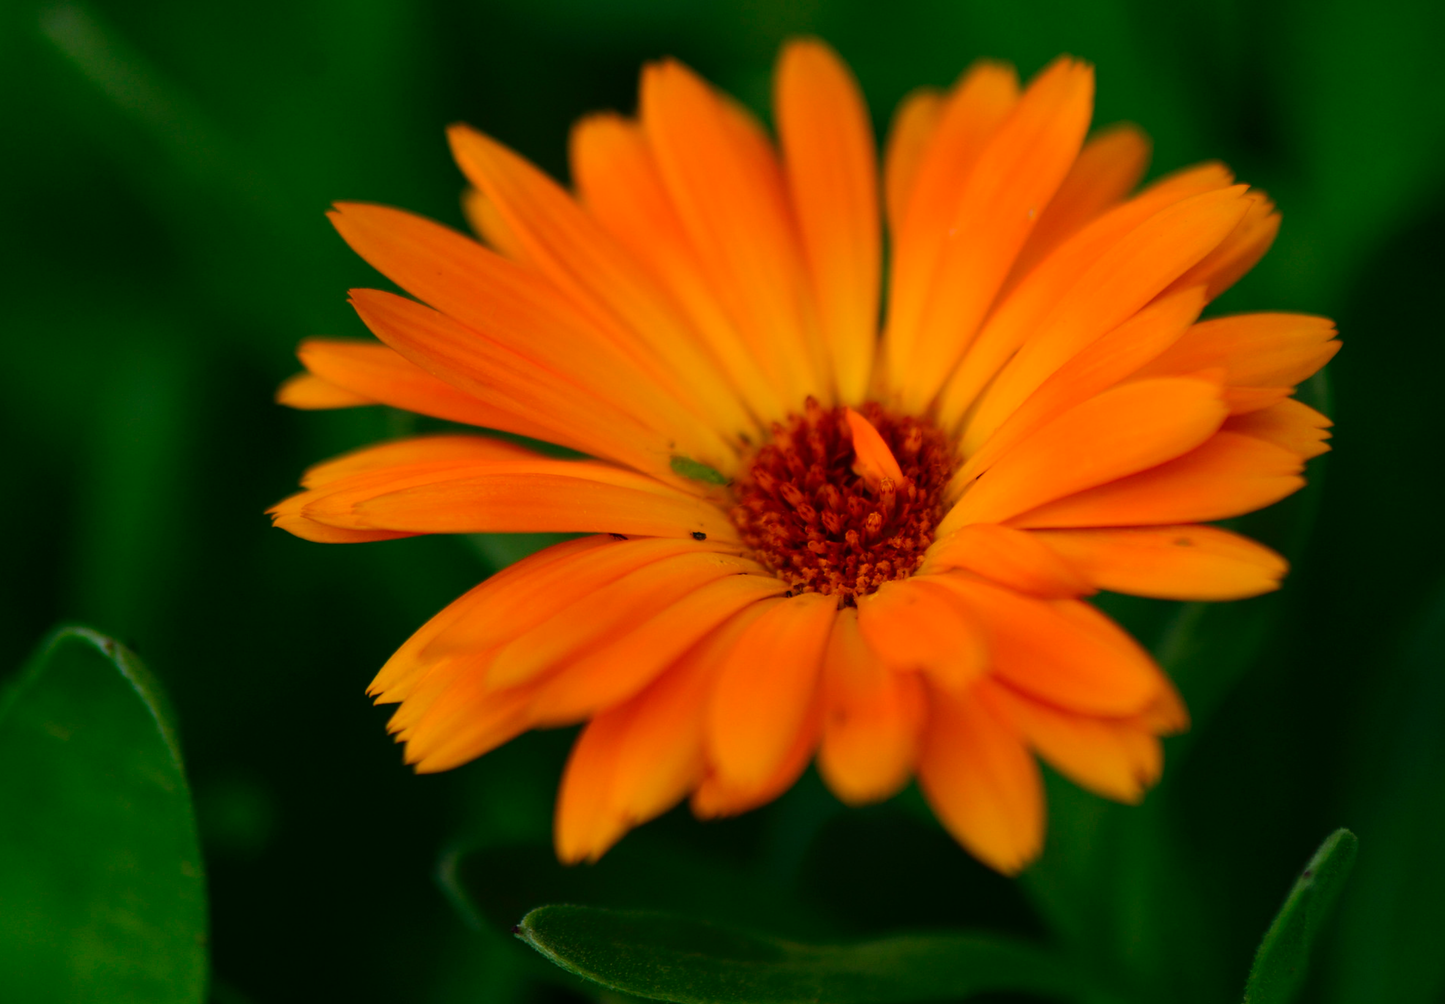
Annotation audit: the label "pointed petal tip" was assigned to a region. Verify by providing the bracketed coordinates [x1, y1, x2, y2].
[1037, 53, 1096, 87]
[776, 37, 853, 88]
[779, 34, 830, 58]
[991, 844, 1041, 877]
[553, 844, 589, 867]
[447, 121, 502, 162]
[644, 55, 690, 82]
[844, 407, 905, 486]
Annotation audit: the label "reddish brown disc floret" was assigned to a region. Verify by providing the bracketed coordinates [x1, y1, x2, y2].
[730, 399, 957, 603]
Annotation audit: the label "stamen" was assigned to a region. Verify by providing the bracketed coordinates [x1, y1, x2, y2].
[730, 400, 956, 601]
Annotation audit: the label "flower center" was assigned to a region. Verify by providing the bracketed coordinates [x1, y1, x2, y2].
[730, 399, 956, 602]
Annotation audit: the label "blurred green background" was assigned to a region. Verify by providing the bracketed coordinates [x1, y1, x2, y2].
[3, 0, 1444, 1001]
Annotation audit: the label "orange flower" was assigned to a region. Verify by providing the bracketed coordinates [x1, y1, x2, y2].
[272, 40, 1337, 874]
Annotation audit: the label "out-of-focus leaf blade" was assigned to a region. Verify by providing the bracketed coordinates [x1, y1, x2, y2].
[0, 626, 207, 1004]
[441, 838, 834, 941]
[1243, 828, 1358, 1004]
[516, 904, 1106, 1004]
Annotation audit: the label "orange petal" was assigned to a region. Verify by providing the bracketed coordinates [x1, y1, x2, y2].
[933, 574, 1163, 716]
[528, 572, 786, 725]
[616, 605, 779, 820]
[369, 537, 612, 702]
[268, 497, 413, 543]
[692, 693, 822, 819]
[334, 464, 732, 537]
[940, 377, 1228, 533]
[890, 58, 1095, 412]
[300, 434, 537, 487]
[855, 577, 988, 692]
[330, 202, 730, 466]
[399, 696, 546, 770]
[380, 537, 709, 702]
[957, 286, 1205, 471]
[484, 550, 763, 698]
[1164, 190, 1280, 301]
[845, 407, 904, 487]
[460, 187, 530, 262]
[917, 681, 1043, 874]
[604, 643, 723, 831]
[1223, 386, 1294, 415]
[481, 549, 764, 694]
[349, 287, 699, 478]
[1224, 398, 1333, 459]
[776, 38, 880, 404]
[1135, 312, 1340, 391]
[555, 708, 633, 863]
[982, 680, 1162, 804]
[380, 653, 485, 739]
[705, 592, 835, 788]
[554, 623, 731, 863]
[921, 524, 1090, 598]
[447, 124, 754, 440]
[1013, 430, 1305, 529]
[273, 436, 544, 541]
[1006, 122, 1151, 285]
[289, 338, 557, 439]
[276, 371, 373, 408]
[569, 112, 786, 422]
[382, 543, 721, 767]
[956, 186, 1250, 433]
[1032, 525, 1287, 600]
[935, 163, 1238, 428]
[274, 450, 735, 541]
[882, 87, 943, 240]
[1137, 676, 1191, 735]
[886, 62, 1019, 392]
[818, 608, 926, 805]
[641, 58, 825, 404]
[405, 673, 542, 774]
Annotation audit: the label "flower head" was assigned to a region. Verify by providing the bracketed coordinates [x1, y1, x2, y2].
[272, 40, 1337, 873]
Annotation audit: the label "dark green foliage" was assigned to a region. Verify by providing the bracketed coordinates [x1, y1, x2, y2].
[443, 838, 835, 941]
[1324, 586, 1445, 1001]
[0, 628, 207, 1004]
[1244, 829, 1358, 1004]
[516, 905, 1098, 1004]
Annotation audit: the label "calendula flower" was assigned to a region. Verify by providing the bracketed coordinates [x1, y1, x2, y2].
[271, 39, 1337, 873]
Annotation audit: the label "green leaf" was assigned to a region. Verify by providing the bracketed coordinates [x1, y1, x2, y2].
[516, 904, 1110, 1004]
[1243, 828, 1359, 1004]
[442, 837, 838, 940]
[0, 626, 207, 1004]
[670, 455, 730, 485]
